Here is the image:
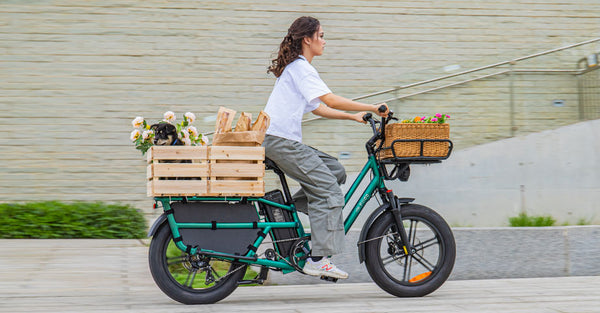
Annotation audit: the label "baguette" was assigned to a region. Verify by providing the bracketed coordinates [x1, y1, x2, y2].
[215, 107, 237, 134]
[234, 112, 253, 132]
[251, 111, 270, 133]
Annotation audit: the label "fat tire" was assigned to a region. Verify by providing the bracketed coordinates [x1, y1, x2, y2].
[148, 224, 246, 304]
[365, 204, 455, 297]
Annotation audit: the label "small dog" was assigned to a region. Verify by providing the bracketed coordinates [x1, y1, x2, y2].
[151, 123, 183, 146]
[150, 123, 194, 181]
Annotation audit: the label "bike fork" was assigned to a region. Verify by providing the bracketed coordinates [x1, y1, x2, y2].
[382, 189, 413, 256]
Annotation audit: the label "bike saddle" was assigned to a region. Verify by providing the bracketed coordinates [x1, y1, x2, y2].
[264, 157, 282, 172]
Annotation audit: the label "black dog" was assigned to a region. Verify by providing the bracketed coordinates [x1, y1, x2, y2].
[150, 123, 194, 181]
[151, 123, 183, 146]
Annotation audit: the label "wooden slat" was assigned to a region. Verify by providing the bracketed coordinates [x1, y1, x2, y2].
[149, 146, 209, 162]
[208, 180, 265, 196]
[148, 179, 208, 196]
[210, 163, 264, 178]
[150, 163, 209, 178]
[209, 146, 264, 161]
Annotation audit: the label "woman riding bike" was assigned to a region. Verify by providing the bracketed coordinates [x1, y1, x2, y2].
[263, 16, 389, 279]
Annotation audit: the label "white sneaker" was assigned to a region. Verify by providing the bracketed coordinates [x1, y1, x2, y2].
[303, 257, 349, 279]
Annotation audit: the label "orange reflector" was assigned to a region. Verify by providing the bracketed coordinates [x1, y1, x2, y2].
[409, 271, 432, 283]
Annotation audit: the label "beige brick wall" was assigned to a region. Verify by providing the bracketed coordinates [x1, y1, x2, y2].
[1, 1, 598, 214]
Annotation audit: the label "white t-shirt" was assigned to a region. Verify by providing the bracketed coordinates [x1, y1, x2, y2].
[264, 55, 331, 142]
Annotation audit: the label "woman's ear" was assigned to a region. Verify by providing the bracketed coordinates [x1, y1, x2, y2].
[303, 36, 311, 46]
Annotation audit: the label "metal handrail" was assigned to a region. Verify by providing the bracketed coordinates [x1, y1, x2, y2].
[302, 37, 600, 124]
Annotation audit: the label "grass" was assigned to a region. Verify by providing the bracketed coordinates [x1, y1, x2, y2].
[509, 212, 556, 227]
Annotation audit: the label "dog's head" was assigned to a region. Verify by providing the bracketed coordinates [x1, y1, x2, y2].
[151, 123, 181, 146]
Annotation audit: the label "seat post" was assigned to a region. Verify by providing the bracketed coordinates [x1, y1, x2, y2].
[265, 158, 294, 205]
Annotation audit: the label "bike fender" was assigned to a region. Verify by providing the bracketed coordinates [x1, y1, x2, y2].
[357, 203, 390, 264]
[357, 197, 415, 263]
[147, 214, 168, 237]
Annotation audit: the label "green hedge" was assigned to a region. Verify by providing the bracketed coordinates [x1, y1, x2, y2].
[0, 201, 147, 239]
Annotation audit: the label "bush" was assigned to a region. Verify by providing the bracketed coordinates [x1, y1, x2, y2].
[0, 201, 147, 239]
[509, 212, 556, 227]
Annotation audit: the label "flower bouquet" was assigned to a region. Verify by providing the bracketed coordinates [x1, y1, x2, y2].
[379, 113, 451, 160]
[130, 111, 208, 155]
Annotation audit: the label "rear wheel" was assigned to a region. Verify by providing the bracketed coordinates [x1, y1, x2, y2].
[365, 204, 455, 297]
[148, 224, 247, 304]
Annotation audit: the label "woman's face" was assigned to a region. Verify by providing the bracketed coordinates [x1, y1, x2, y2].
[306, 25, 326, 56]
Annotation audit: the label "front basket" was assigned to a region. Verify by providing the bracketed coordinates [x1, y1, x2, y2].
[378, 123, 453, 163]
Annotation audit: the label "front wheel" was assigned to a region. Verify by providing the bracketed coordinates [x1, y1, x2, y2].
[365, 204, 455, 297]
[148, 224, 247, 304]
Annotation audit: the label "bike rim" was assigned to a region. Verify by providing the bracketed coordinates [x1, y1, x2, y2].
[377, 216, 445, 286]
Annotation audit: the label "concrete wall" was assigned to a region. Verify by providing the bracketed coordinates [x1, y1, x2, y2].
[265, 226, 600, 285]
[388, 119, 600, 227]
[1, 1, 599, 215]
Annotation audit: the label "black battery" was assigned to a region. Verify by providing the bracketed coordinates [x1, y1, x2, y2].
[258, 190, 299, 258]
[171, 201, 258, 255]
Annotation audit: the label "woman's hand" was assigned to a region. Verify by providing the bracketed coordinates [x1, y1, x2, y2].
[373, 103, 389, 117]
[352, 112, 368, 124]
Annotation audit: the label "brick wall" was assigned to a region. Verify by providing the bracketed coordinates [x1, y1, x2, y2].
[1, 1, 598, 214]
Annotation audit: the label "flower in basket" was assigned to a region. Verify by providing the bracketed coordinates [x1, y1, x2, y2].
[401, 113, 450, 124]
[130, 111, 208, 155]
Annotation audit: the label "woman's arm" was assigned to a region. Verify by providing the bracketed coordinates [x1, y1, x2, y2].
[319, 93, 388, 117]
[312, 103, 368, 123]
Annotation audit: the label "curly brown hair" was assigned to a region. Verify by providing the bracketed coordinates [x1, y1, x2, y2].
[267, 16, 321, 78]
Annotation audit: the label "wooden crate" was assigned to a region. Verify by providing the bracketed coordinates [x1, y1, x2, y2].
[208, 146, 265, 196]
[146, 146, 264, 197]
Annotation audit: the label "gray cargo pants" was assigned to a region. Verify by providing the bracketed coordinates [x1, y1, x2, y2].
[263, 135, 347, 256]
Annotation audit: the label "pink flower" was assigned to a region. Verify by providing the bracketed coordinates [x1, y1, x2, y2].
[431, 117, 438, 122]
[435, 113, 442, 118]
[446, 114, 451, 118]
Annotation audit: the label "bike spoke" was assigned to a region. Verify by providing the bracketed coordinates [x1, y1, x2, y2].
[382, 253, 405, 266]
[183, 269, 197, 288]
[167, 255, 186, 266]
[402, 254, 412, 282]
[409, 220, 418, 247]
[411, 252, 435, 272]
[413, 236, 439, 252]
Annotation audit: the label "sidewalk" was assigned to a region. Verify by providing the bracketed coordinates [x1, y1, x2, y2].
[1, 239, 599, 312]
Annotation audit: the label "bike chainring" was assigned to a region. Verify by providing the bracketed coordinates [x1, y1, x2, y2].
[288, 237, 311, 272]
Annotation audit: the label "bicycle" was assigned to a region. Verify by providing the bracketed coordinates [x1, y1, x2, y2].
[147, 108, 456, 304]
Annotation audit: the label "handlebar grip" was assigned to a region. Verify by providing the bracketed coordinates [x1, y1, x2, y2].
[378, 104, 387, 113]
[362, 113, 373, 122]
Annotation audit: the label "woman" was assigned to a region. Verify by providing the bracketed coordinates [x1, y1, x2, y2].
[263, 16, 388, 279]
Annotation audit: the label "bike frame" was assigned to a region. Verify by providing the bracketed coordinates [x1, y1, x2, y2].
[153, 154, 386, 273]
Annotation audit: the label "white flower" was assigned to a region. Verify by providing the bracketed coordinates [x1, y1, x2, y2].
[184, 112, 196, 123]
[183, 138, 192, 146]
[132, 116, 144, 128]
[180, 129, 189, 139]
[200, 134, 209, 146]
[188, 126, 198, 137]
[163, 111, 176, 122]
[142, 130, 153, 140]
[130, 129, 141, 141]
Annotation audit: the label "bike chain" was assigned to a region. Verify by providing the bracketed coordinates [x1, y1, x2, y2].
[193, 237, 305, 284]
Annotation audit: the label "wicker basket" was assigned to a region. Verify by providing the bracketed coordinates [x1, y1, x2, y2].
[378, 123, 450, 159]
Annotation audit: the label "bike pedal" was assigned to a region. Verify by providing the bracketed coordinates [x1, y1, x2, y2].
[319, 275, 338, 283]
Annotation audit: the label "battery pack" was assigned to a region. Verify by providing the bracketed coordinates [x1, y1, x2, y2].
[171, 201, 258, 255]
[258, 190, 299, 258]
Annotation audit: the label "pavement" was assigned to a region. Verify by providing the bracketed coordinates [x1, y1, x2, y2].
[1, 239, 599, 313]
